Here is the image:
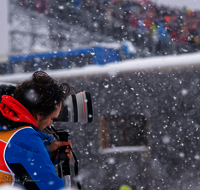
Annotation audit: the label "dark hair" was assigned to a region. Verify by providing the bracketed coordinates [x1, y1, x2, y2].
[14, 71, 72, 120]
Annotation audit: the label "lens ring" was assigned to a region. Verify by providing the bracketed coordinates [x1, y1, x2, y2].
[85, 92, 93, 123]
[72, 94, 78, 122]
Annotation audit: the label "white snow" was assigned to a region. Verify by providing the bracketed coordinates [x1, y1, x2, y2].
[100, 146, 149, 154]
[0, 52, 200, 83]
[0, 56, 8, 63]
[0, 185, 23, 190]
[0, 185, 76, 190]
[90, 42, 121, 49]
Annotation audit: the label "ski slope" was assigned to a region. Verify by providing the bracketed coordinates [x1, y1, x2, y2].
[0, 52, 200, 83]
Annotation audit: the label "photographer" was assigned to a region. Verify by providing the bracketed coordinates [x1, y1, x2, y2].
[0, 71, 73, 190]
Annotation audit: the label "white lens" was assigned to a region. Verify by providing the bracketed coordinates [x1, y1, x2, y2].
[76, 91, 88, 123]
[64, 95, 74, 122]
[56, 91, 93, 123]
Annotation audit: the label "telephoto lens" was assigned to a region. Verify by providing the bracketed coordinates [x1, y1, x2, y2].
[54, 91, 93, 123]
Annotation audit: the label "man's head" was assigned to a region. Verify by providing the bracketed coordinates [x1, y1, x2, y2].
[14, 71, 72, 130]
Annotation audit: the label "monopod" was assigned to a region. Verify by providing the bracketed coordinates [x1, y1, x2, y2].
[49, 126, 82, 190]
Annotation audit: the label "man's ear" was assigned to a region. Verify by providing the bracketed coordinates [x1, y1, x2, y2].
[35, 113, 42, 121]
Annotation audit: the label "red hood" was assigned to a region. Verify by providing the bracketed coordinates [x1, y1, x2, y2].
[0, 95, 38, 128]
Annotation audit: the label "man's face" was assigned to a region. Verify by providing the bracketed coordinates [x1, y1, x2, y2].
[35, 103, 62, 131]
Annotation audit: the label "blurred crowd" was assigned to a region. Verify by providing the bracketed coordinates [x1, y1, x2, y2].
[17, 0, 200, 57]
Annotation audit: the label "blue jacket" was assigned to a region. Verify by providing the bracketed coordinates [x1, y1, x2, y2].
[0, 95, 66, 190]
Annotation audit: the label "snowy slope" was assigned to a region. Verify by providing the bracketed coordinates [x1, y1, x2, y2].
[0, 52, 200, 83]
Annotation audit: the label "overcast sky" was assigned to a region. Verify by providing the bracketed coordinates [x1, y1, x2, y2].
[151, 0, 200, 11]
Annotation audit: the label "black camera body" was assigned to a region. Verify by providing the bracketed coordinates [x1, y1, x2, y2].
[0, 83, 16, 101]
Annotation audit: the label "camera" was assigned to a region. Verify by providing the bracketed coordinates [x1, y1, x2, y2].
[0, 83, 93, 123]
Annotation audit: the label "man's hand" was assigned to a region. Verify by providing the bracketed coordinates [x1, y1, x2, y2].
[49, 141, 72, 161]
